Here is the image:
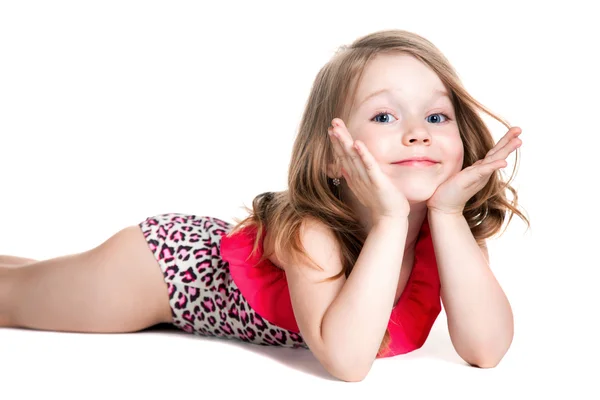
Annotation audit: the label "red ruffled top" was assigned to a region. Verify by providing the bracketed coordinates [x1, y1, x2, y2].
[220, 217, 441, 358]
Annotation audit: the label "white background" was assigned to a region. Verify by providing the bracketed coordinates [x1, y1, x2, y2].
[1, 0, 598, 398]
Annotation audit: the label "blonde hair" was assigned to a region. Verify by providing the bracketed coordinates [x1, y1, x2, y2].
[227, 29, 530, 357]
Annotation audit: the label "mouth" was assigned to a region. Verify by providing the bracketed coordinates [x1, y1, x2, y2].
[392, 160, 439, 167]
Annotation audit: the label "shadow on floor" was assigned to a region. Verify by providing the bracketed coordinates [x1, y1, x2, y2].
[140, 323, 467, 379]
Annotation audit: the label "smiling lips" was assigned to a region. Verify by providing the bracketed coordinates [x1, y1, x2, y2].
[393, 156, 439, 167]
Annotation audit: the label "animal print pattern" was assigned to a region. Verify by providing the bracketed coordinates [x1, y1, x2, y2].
[138, 213, 308, 350]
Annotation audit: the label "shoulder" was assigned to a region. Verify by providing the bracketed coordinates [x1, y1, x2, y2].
[300, 216, 337, 242]
[278, 216, 343, 277]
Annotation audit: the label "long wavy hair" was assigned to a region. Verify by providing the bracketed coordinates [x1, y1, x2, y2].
[226, 29, 530, 357]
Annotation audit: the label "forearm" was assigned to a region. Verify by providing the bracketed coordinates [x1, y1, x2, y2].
[322, 216, 408, 372]
[427, 210, 514, 367]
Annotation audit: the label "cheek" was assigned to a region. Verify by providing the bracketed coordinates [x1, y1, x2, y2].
[453, 147, 465, 172]
[447, 138, 465, 172]
[360, 137, 386, 159]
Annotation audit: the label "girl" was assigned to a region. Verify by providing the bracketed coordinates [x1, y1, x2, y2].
[0, 29, 529, 382]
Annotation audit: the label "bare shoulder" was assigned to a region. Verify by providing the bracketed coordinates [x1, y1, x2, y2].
[279, 216, 344, 279]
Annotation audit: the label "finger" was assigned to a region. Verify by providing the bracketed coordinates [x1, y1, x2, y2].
[331, 119, 364, 179]
[349, 140, 371, 183]
[486, 127, 520, 157]
[340, 167, 355, 191]
[328, 128, 356, 183]
[328, 127, 346, 161]
[353, 140, 386, 185]
[463, 159, 506, 189]
[480, 160, 508, 176]
[484, 136, 522, 164]
[332, 122, 369, 182]
[486, 127, 522, 158]
[332, 125, 364, 183]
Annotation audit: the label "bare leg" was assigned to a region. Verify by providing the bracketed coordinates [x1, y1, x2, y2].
[0, 267, 12, 326]
[0, 225, 173, 332]
[0, 255, 38, 268]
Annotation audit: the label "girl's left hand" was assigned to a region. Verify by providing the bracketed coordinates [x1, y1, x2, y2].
[426, 127, 523, 215]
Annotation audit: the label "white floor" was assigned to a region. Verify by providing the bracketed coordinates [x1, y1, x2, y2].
[1, 302, 595, 399]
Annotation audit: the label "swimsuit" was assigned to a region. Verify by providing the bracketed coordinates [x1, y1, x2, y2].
[138, 212, 441, 358]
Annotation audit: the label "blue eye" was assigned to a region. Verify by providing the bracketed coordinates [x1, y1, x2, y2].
[426, 113, 450, 124]
[371, 112, 451, 124]
[372, 112, 397, 124]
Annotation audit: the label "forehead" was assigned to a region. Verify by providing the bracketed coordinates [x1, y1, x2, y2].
[353, 53, 448, 105]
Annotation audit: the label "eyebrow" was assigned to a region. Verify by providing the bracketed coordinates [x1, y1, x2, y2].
[358, 88, 450, 109]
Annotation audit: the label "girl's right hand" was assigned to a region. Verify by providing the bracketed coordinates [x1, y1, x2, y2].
[328, 118, 411, 221]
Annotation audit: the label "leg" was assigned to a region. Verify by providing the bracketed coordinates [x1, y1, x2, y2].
[0, 255, 38, 268]
[1, 225, 173, 332]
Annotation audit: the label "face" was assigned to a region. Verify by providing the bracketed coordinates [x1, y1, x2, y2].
[345, 53, 464, 203]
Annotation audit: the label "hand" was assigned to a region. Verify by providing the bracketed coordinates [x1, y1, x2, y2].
[328, 118, 410, 221]
[427, 126, 523, 215]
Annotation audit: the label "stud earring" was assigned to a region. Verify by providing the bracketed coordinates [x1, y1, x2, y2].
[332, 177, 341, 186]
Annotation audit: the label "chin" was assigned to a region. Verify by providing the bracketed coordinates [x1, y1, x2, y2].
[397, 175, 437, 190]
[402, 186, 437, 204]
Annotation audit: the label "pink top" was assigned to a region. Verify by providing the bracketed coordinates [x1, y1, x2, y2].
[219, 217, 441, 358]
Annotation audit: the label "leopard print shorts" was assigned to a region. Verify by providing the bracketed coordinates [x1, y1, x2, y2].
[138, 213, 308, 350]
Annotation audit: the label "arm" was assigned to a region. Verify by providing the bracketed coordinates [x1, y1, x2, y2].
[427, 209, 514, 368]
[284, 216, 408, 382]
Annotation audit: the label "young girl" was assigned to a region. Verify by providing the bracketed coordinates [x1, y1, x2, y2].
[0, 29, 529, 382]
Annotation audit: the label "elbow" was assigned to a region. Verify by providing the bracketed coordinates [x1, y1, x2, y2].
[322, 351, 373, 382]
[329, 365, 370, 382]
[453, 331, 513, 369]
[340, 373, 368, 383]
[315, 323, 376, 382]
[463, 348, 508, 369]
[469, 357, 501, 369]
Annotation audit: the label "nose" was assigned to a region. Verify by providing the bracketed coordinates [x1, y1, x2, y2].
[402, 125, 432, 145]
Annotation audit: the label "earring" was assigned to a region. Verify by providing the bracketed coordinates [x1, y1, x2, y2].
[332, 177, 341, 186]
